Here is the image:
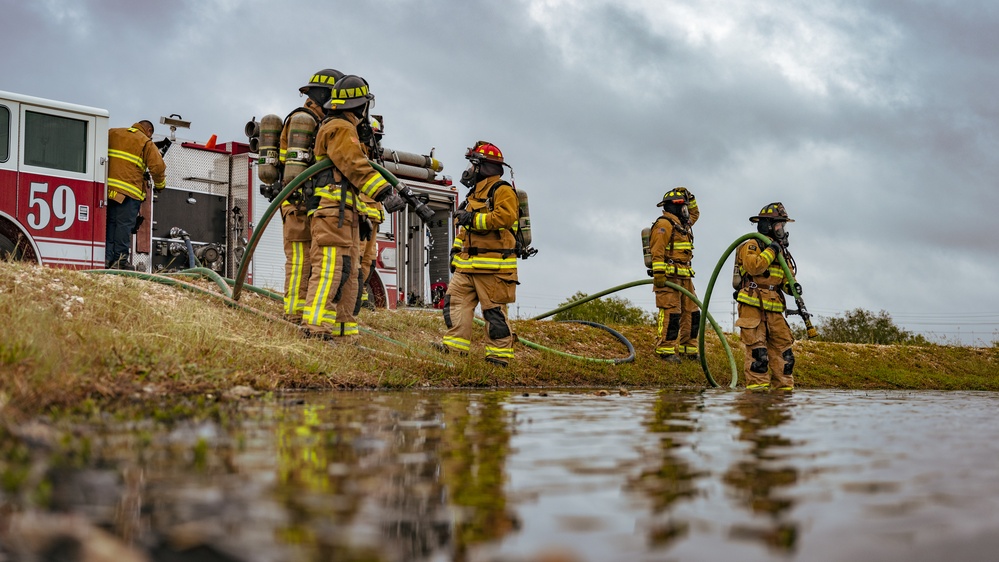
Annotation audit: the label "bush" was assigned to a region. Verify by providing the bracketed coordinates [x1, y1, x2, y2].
[804, 308, 929, 345]
[552, 291, 652, 325]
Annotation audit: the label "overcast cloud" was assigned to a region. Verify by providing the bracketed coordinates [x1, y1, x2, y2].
[3, 0, 998, 343]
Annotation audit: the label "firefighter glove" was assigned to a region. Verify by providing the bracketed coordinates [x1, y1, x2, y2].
[359, 217, 372, 241]
[449, 248, 459, 273]
[767, 241, 783, 255]
[653, 273, 668, 289]
[382, 192, 406, 214]
[454, 210, 475, 227]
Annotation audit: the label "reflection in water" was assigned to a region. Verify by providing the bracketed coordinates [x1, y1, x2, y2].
[626, 390, 704, 547]
[723, 393, 799, 552]
[4, 390, 999, 561]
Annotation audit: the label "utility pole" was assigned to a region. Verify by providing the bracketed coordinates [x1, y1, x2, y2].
[731, 300, 737, 333]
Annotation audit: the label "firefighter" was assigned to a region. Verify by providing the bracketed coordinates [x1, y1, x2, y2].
[649, 187, 700, 363]
[300, 75, 403, 339]
[734, 202, 797, 391]
[278, 68, 343, 322]
[105, 120, 166, 270]
[438, 141, 519, 367]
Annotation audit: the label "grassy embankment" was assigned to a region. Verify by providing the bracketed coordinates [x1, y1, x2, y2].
[1, 261, 997, 418]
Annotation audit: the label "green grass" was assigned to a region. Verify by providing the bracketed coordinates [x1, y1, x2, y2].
[1, 261, 997, 418]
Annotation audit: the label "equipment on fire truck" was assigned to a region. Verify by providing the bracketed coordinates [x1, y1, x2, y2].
[159, 114, 190, 142]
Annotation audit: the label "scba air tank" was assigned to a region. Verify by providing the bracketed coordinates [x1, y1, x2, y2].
[516, 189, 532, 247]
[641, 227, 652, 269]
[256, 114, 282, 185]
[283, 112, 317, 184]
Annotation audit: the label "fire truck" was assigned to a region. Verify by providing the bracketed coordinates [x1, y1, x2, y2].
[0, 90, 458, 308]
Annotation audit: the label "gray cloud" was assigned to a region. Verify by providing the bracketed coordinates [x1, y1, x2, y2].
[4, 0, 997, 342]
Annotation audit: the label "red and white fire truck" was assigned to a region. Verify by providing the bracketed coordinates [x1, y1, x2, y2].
[0, 90, 457, 308]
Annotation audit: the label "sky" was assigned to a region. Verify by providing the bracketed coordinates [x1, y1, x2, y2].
[3, 0, 998, 345]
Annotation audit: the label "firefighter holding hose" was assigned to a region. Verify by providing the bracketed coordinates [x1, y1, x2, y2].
[300, 75, 405, 340]
[734, 202, 798, 391]
[649, 187, 701, 363]
[277, 68, 343, 323]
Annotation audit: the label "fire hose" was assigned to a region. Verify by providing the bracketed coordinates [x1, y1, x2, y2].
[697, 232, 818, 388]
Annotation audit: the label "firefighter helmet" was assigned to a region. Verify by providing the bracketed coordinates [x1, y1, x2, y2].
[300, 68, 344, 94]
[324, 75, 373, 111]
[750, 202, 795, 223]
[656, 188, 688, 207]
[465, 141, 504, 164]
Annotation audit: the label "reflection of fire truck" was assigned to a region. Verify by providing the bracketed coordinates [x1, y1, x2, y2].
[1, 90, 457, 309]
[250, 136, 459, 310]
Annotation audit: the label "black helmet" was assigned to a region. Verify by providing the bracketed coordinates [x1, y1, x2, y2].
[656, 187, 688, 208]
[300, 68, 344, 94]
[749, 202, 794, 223]
[324, 75, 373, 111]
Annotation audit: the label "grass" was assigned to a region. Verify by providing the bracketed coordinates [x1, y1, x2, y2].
[1, 261, 997, 418]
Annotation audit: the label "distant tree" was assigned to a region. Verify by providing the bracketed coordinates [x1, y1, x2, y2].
[552, 291, 652, 325]
[799, 308, 930, 345]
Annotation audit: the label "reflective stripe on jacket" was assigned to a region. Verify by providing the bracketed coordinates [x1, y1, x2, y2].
[451, 176, 518, 275]
[107, 124, 166, 202]
[312, 114, 392, 211]
[735, 239, 793, 312]
[649, 213, 695, 278]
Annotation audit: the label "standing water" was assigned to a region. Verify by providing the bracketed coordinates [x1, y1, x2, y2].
[2, 389, 998, 561]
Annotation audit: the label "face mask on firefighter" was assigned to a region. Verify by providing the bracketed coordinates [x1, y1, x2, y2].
[460, 164, 478, 188]
[680, 205, 690, 223]
[773, 222, 789, 246]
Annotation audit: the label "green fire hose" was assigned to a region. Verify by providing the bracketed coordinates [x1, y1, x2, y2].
[231, 159, 406, 301]
[697, 232, 816, 388]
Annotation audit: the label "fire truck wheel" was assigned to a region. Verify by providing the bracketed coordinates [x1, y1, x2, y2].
[0, 233, 20, 261]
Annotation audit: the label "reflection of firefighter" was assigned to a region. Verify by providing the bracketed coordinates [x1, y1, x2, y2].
[649, 188, 700, 363]
[301, 75, 404, 339]
[105, 120, 166, 270]
[438, 141, 519, 366]
[723, 392, 799, 551]
[279, 69, 342, 322]
[734, 202, 797, 390]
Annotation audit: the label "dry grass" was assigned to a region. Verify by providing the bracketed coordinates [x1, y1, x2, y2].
[1, 261, 997, 418]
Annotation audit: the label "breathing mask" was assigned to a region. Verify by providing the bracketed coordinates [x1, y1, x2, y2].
[460, 164, 479, 188]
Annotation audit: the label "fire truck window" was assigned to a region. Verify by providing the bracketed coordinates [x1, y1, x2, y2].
[24, 111, 87, 173]
[379, 217, 394, 237]
[0, 106, 9, 163]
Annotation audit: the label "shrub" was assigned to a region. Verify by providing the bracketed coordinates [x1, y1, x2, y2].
[552, 291, 652, 325]
[803, 308, 929, 345]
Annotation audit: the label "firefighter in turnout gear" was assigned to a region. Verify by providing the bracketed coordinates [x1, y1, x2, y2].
[649, 187, 700, 363]
[735, 202, 797, 391]
[439, 141, 519, 366]
[105, 120, 166, 270]
[278, 68, 343, 322]
[301, 75, 402, 339]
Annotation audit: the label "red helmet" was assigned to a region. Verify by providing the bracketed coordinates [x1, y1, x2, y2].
[466, 141, 504, 164]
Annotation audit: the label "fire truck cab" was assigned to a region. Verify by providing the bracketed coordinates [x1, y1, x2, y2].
[0, 90, 109, 267]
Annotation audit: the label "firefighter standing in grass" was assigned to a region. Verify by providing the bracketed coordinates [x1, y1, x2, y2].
[105, 120, 166, 270]
[301, 75, 404, 340]
[438, 141, 519, 367]
[734, 202, 797, 391]
[278, 68, 343, 322]
[649, 187, 700, 363]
